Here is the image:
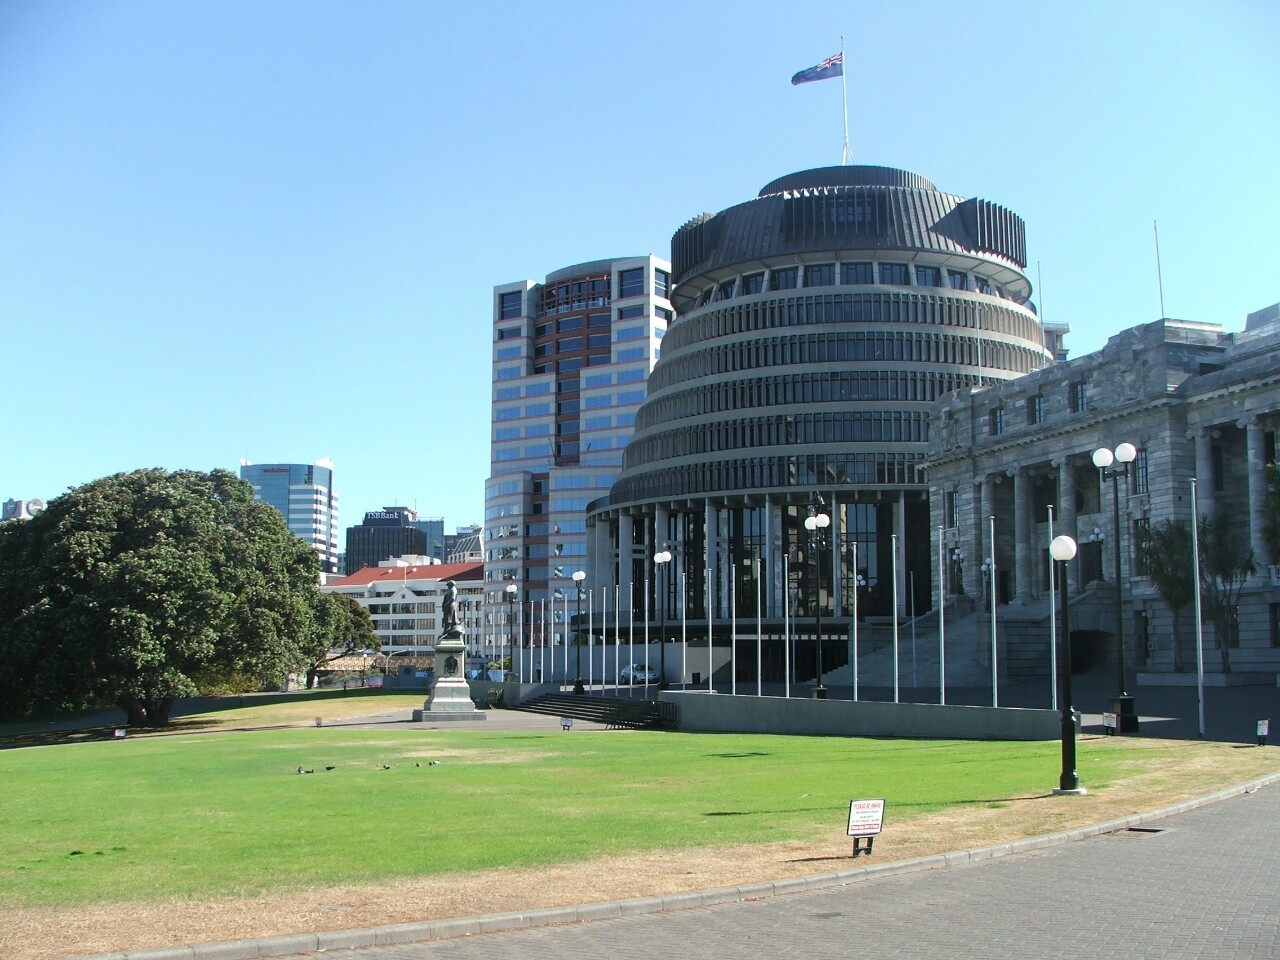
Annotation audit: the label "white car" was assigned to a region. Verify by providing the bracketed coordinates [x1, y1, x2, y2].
[619, 663, 660, 685]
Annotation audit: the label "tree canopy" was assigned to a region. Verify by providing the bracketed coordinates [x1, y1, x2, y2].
[0, 468, 322, 724]
[304, 591, 378, 689]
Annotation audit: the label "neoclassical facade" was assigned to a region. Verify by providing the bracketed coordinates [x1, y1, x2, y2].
[926, 308, 1280, 676]
[586, 165, 1059, 678]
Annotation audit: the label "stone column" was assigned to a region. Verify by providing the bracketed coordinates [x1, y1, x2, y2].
[703, 500, 717, 620]
[764, 495, 777, 619]
[832, 496, 844, 618]
[617, 513, 634, 617]
[1013, 467, 1032, 603]
[1194, 429, 1216, 519]
[591, 516, 612, 594]
[1245, 418, 1269, 574]
[1058, 456, 1078, 592]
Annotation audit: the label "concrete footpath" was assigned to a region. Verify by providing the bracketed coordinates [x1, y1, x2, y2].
[70, 772, 1280, 960]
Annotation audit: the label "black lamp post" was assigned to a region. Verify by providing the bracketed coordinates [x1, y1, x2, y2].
[1093, 442, 1139, 734]
[505, 583, 518, 682]
[804, 494, 831, 699]
[1050, 534, 1085, 794]
[571, 570, 586, 694]
[654, 550, 672, 689]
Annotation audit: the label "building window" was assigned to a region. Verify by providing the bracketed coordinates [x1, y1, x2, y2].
[944, 490, 957, 528]
[879, 263, 909, 285]
[915, 265, 941, 287]
[841, 262, 874, 285]
[975, 276, 992, 295]
[768, 267, 798, 291]
[716, 279, 737, 301]
[804, 264, 835, 287]
[499, 291, 522, 319]
[1027, 394, 1043, 425]
[655, 269, 670, 298]
[947, 270, 969, 291]
[989, 407, 1005, 436]
[1069, 380, 1087, 413]
[1132, 449, 1150, 494]
[588, 312, 611, 328]
[617, 305, 645, 320]
[619, 268, 645, 298]
[1132, 518, 1150, 575]
[743, 272, 765, 294]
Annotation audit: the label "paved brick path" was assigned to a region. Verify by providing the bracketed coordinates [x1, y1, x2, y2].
[309, 780, 1280, 960]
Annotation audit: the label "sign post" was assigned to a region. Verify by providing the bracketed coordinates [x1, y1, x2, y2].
[847, 799, 885, 857]
[1258, 719, 1269, 747]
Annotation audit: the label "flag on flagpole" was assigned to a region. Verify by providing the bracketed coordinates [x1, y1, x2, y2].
[791, 52, 843, 86]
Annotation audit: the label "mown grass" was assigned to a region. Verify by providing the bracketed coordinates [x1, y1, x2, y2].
[8, 711, 1271, 909]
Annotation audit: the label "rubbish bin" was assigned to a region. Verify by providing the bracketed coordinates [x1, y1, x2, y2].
[692, 672, 701, 685]
[1112, 695, 1139, 734]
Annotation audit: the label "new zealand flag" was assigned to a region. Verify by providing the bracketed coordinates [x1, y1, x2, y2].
[791, 52, 843, 86]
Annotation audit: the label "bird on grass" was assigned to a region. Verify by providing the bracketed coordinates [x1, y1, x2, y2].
[428, 760, 441, 766]
[325, 765, 336, 771]
[297, 766, 314, 775]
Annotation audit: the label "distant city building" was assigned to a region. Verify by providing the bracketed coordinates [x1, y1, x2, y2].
[2, 498, 46, 521]
[926, 306, 1280, 677]
[411, 517, 445, 562]
[321, 560, 486, 668]
[239, 460, 339, 575]
[486, 255, 674, 652]
[344, 507, 428, 575]
[446, 524, 483, 564]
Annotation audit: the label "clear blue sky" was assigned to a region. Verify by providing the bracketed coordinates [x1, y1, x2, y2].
[3, 0, 1277, 536]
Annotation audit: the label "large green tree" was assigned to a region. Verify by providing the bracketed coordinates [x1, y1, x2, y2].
[1197, 510, 1256, 674]
[0, 468, 321, 725]
[304, 592, 379, 689]
[1136, 519, 1195, 672]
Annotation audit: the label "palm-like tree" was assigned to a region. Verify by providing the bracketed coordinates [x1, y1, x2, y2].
[1197, 511, 1257, 674]
[1263, 462, 1280, 567]
[1136, 520, 1194, 672]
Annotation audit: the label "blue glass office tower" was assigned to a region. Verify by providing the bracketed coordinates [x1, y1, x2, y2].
[239, 460, 340, 575]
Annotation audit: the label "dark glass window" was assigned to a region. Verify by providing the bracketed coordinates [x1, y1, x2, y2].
[743, 272, 765, 294]
[769, 267, 797, 290]
[558, 336, 582, 352]
[535, 323, 552, 338]
[841, 262, 873, 284]
[975, 276, 993, 295]
[989, 407, 1005, 436]
[1069, 380, 1087, 413]
[558, 316, 583, 332]
[557, 357, 583, 373]
[804, 264, 835, 287]
[557, 399, 579, 414]
[945, 490, 957, 528]
[588, 312, 611, 328]
[499, 291, 523, 319]
[716, 279, 736, 301]
[618, 305, 645, 320]
[588, 333, 610, 348]
[655, 270, 670, 298]
[947, 270, 969, 290]
[915, 266, 941, 287]
[880, 263, 909, 285]
[656, 307, 673, 321]
[497, 326, 520, 340]
[619, 268, 645, 298]
[1133, 450, 1150, 494]
[1027, 394, 1043, 425]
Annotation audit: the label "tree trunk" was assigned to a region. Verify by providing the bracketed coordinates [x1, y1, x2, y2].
[1214, 614, 1233, 674]
[1171, 607, 1184, 672]
[146, 695, 176, 726]
[117, 695, 148, 727]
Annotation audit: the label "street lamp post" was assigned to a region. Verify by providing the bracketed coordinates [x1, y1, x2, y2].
[804, 495, 831, 699]
[505, 583, 517, 682]
[1050, 534, 1086, 795]
[654, 550, 671, 689]
[1093, 442, 1139, 734]
[571, 571, 586, 694]
[951, 548, 965, 595]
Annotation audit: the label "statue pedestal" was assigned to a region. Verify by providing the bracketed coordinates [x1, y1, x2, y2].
[412, 635, 485, 723]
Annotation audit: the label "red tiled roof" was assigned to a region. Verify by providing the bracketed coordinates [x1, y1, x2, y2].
[325, 561, 483, 587]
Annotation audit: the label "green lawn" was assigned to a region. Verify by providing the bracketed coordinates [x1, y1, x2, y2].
[0, 722, 1161, 907]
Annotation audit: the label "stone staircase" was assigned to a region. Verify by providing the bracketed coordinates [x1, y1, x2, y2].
[512, 692, 676, 729]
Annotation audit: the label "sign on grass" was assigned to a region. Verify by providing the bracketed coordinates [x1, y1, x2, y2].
[847, 799, 884, 857]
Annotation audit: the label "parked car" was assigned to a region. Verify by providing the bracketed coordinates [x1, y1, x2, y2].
[619, 663, 660, 685]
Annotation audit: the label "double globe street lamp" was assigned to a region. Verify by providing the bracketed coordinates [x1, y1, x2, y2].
[1092, 441, 1139, 734]
[654, 550, 672, 690]
[571, 570, 586, 694]
[804, 496, 831, 699]
[1050, 534, 1086, 795]
[505, 583, 518, 682]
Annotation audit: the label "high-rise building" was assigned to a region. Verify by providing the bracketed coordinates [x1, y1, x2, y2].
[344, 507, 428, 575]
[486, 255, 673, 648]
[586, 166, 1056, 682]
[411, 517, 446, 561]
[239, 459, 340, 575]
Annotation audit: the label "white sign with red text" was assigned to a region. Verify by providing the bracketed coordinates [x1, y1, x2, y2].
[847, 799, 886, 838]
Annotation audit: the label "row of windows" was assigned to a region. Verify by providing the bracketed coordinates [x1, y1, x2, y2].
[537, 275, 610, 317]
[613, 452, 926, 503]
[649, 331, 1041, 392]
[626, 411, 930, 464]
[618, 267, 671, 300]
[695, 263, 1010, 307]
[664, 292, 1044, 357]
[636, 370, 988, 430]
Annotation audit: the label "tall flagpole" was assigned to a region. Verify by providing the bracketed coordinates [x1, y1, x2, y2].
[840, 36, 852, 165]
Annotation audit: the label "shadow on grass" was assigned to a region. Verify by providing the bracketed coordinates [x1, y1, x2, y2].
[703, 794, 1052, 818]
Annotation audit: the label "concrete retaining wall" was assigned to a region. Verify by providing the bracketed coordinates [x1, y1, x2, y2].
[664, 691, 1059, 740]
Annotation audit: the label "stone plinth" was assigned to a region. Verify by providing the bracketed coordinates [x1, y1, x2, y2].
[412, 635, 485, 723]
